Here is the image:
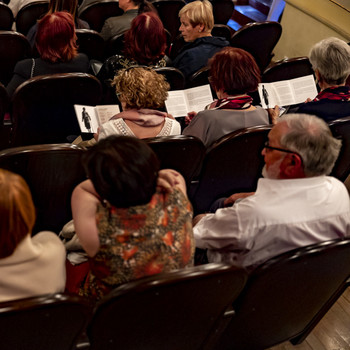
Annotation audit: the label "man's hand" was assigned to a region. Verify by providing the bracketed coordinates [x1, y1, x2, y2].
[223, 192, 255, 207]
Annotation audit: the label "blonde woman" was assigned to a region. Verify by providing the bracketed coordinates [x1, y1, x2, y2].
[173, 0, 229, 78]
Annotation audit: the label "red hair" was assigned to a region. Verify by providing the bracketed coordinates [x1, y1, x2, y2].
[123, 12, 166, 65]
[0, 169, 36, 258]
[209, 47, 261, 95]
[36, 11, 78, 63]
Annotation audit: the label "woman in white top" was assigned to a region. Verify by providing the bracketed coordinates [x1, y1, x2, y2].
[0, 169, 66, 302]
[98, 67, 180, 140]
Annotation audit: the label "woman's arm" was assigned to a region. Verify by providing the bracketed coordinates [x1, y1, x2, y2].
[71, 180, 101, 257]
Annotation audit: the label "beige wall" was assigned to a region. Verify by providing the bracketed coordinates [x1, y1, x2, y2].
[273, 0, 350, 61]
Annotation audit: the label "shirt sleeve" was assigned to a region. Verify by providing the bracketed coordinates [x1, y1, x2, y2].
[193, 206, 249, 251]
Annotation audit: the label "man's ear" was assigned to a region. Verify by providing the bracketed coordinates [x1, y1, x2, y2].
[280, 154, 304, 178]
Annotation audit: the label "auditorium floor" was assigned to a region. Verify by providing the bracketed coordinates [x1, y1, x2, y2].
[268, 287, 350, 350]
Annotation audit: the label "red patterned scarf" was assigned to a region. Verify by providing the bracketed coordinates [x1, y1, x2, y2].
[207, 95, 253, 110]
[313, 86, 350, 102]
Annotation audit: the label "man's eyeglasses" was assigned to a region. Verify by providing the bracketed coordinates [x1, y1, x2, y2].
[264, 141, 303, 163]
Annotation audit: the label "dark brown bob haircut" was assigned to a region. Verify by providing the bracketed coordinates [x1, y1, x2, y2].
[208, 47, 261, 95]
[83, 136, 160, 208]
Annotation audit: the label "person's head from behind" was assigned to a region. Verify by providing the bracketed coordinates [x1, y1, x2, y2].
[309, 37, 350, 87]
[0, 169, 36, 259]
[48, 0, 78, 19]
[262, 114, 341, 179]
[124, 12, 167, 65]
[209, 47, 261, 96]
[119, 0, 156, 14]
[179, 0, 214, 42]
[36, 12, 78, 63]
[83, 136, 160, 208]
[111, 67, 170, 110]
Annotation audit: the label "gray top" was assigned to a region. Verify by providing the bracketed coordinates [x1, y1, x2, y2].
[99, 9, 138, 41]
[182, 106, 269, 148]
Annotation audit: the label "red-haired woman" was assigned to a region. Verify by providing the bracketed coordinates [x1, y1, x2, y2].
[96, 12, 168, 102]
[0, 169, 66, 302]
[182, 47, 270, 148]
[6, 12, 90, 97]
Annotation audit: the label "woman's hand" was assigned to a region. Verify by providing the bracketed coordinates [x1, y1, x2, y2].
[267, 105, 280, 125]
[223, 192, 255, 207]
[157, 169, 180, 192]
[185, 111, 197, 124]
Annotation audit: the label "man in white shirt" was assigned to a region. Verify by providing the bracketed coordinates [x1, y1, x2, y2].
[193, 113, 350, 268]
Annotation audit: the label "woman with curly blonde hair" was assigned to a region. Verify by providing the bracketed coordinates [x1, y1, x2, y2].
[97, 67, 180, 140]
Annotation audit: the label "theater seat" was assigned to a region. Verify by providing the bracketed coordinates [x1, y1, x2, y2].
[10, 72, 102, 146]
[15, 1, 49, 35]
[76, 29, 105, 61]
[212, 238, 350, 350]
[0, 294, 92, 350]
[86, 264, 247, 350]
[0, 3, 14, 30]
[230, 21, 282, 72]
[0, 31, 31, 86]
[0, 143, 86, 234]
[190, 125, 272, 215]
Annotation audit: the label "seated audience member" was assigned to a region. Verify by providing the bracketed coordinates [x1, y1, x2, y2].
[9, 0, 36, 18]
[27, 0, 89, 48]
[97, 12, 168, 102]
[97, 67, 180, 140]
[192, 114, 350, 269]
[6, 12, 90, 97]
[172, 0, 229, 79]
[182, 47, 270, 148]
[0, 169, 66, 302]
[71, 136, 195, 300]
[295, 37, 350, 121]
[99, 0, 155, 41]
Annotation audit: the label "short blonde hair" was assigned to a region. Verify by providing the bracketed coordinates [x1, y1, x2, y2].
[179, 0, 214, 33]
[111, 67, 170, 110]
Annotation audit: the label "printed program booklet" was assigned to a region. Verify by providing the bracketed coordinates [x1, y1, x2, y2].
[165, 84, 213, 118]
[258, 75, 318, 109]
[74, 104, 120, 133]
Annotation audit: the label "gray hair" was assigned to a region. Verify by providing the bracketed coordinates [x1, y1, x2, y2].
[309, 37, 350, 85]
[278, 114, 341, 177]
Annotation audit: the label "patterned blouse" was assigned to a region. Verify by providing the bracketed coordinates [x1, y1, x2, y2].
[81, 188, 194, 300]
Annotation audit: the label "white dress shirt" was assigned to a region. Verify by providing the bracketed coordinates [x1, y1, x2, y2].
[194, 176, 350, 268]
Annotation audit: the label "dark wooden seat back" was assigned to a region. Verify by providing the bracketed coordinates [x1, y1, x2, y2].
[16, 1, 49, 35]
[230, 21, 282, 72]
[0, 3, 14, 30]
[262, 56, 314, 82]
[213, 238, 350, 350]
[145, 135, 205, 186]
[210, 0, 234, 25]
[11, 73, 102, 146]
[155, 66, 185, 90]
[0, 294, 92, 350]
[88, 264, 247, 350]
[190, 125, 272, 214]
[76, 29, 105, 60]
[78, 0, 123, 32]
[0, 31, 31, 86]
[329, 116, 350, 181]
[152, 0, 185, 42]
[211, 23, 233, 41]
[0, 143, 86, 234]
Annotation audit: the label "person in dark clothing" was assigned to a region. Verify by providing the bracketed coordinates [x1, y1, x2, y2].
[172, 0, 229, 79]
[295, 37, 350, 122]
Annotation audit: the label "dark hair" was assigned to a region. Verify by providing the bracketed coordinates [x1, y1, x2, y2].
[36, 12, 78, 63]
[123, 12, 166, 65]
[48, 0, 78, 19]
[132, 0, 157, 14]
[83, 136, 160, 208]
[209, 47, 261, 95]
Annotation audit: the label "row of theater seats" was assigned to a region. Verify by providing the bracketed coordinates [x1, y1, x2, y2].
[1, 237, 350, 350]
[0, 55, 315, 150]
[0, 116, 349, 236]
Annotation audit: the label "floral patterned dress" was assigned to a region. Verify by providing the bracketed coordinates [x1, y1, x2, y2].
[81, 188, 194, 300]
